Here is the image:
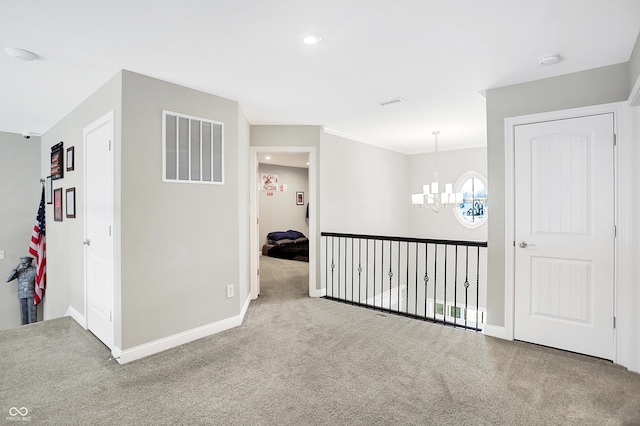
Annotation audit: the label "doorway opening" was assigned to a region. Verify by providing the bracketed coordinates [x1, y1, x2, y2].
[249, 147, 317, 300]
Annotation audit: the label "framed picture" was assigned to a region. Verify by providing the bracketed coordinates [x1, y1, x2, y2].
[296, 191, 304, 205]
[53, 188, 63, 222]
[45, 176, 52, 204]
[261, 173, 278, 191]
[66, 146, 75, 171]
[50, 142, 64, 180]
[66, 188, 76, 218]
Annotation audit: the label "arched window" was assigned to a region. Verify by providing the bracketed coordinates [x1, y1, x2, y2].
[453, 172, 488, 228]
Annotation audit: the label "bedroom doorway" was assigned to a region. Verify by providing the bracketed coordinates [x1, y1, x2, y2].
[249, 147, 317, 300]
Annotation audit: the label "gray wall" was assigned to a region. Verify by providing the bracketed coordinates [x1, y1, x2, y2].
[39, 70, 249, 352]
[319, 132, 409, 237]
[409, 147, 487, 241]
[120, 71, 246, 349]
[0, 132, 42, 330]
[254, 128, 489, 294]
[258, 164, 309, 245]
[485, 62, 630, 327]
[251, 126, 321, 149]
[630, 31, 640, 89]
[40, 71, 123, 326]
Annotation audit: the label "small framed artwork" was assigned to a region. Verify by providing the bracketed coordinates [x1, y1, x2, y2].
[53, 188, 63, 222]
[50, 142, 64, 180]
[261, 173, 278, 191]
[66, 146, 75, 171]
[66, 187, 76, 218]
[296, 191, 304, 205]
[45, 176, 52, 204]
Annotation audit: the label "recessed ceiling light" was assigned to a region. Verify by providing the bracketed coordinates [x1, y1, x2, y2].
[538, 54, 562, 66]
[265, 156, 271, 160]
[5, 47, 38, 61]
[302, 33, 324, 45]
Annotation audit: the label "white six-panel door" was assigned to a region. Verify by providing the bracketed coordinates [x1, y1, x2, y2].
[514, 113, 615, 360]
[84, 112, 115, 349]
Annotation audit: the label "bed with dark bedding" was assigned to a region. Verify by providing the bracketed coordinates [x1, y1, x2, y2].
[262, 230, 309, 262]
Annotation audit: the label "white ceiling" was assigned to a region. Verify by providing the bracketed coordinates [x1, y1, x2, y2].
[1, 1, 639, 154]
[258, 152, 309, 169]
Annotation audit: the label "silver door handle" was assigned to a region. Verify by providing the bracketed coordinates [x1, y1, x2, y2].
[83, 239, 91, 246]
[519, 241, 535, 248]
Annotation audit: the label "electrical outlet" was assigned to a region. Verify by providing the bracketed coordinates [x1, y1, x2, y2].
[226, 284, 234, 298]
[0, 250, 4, 260]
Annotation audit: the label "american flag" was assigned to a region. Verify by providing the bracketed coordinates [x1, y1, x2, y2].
[29, 187, 46, 305]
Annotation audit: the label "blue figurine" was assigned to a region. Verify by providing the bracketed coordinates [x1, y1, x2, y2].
[6, 256, 37, 325]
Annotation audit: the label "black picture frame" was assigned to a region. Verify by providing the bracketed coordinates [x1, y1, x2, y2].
[66, 187, 76, 218]
[50, 142, 64, 180]
[66, 146, 74, 172]
[53, 188, 63, 222]
[296, 191, 304, 205]
[45, 176, 52, 204]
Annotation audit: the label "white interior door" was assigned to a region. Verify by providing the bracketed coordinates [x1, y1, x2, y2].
[514, 113, 615, 360]
[84, 112, 115, 349]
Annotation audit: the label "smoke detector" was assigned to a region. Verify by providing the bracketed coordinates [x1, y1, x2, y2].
[538, 54, 561, 66]
[5, 47, 38, 61]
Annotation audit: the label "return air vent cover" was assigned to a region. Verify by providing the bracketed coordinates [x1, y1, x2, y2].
[379, 97, 406, 107]
[163, 110, 224, 184]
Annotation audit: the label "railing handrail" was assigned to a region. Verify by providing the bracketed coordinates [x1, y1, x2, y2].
[320, 232, 487, 248]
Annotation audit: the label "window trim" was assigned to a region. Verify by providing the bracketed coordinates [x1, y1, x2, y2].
[452, 171, 488, 229]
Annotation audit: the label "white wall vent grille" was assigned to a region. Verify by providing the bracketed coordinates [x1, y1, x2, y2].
[162, 110, 224, 184]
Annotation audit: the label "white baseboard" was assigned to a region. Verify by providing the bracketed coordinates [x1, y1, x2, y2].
[114, 295, 252, 364]
[65, 305, 86, 329]
[240, 294, 250, 318]
[482, 324, 510, 340]
[310, 287, 326, 298]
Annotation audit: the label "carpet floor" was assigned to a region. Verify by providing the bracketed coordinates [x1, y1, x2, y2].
[1, 256, 639, 425]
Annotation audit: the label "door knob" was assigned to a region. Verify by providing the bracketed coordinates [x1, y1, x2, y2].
[519, 241, 535, 248]
[83, 239, 91, 246]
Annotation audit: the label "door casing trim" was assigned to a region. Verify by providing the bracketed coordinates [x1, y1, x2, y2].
[249, 146, 317, 299]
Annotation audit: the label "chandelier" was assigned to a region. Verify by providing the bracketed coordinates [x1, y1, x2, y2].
[411, 131, 463, 213]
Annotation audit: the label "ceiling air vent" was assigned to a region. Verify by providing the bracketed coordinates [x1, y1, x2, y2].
[379, 97, 406, 107]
